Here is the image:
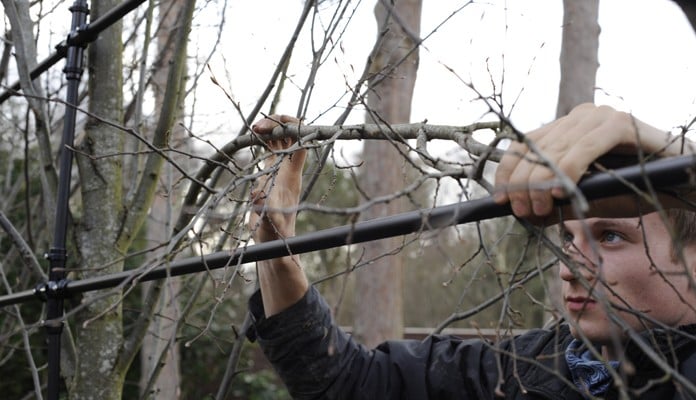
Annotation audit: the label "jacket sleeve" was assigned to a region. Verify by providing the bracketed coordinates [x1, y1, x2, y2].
[248, 286, 501, 400]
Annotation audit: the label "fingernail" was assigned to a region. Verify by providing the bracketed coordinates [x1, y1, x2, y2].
[532, 200, 547, 216]
[551, 187, 565, 198]
[511, 199, 529, 217]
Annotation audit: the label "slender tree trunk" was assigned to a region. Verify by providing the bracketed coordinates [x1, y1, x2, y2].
[71, 0, 126, 397]
[556, 0, 600, 117]
[0, 0, 58, 230]
[140, 188, 182, 400]
[354, 0, 422, 348]
[139, 0, 187, 397]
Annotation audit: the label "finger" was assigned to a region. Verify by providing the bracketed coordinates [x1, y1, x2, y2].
[251, 118, 280, 135]
[494, 115, 564, 205]
[506, 151, 537, 217]
[252, 114, 300, 135]
[550, 112, 634, 197]
[503, 105, 606, 216]
[494, 140, 527, 204]
[520, 118, 593, 213]
[527, 169, 557, 216]
[500, 130, 555, 217]
[276, 114, 301, 124]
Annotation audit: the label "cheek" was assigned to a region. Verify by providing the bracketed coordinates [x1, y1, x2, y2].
[601, 255, 652, 302]
[606, 257, 688, 320]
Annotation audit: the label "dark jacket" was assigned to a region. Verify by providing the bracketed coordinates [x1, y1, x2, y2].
[248, 286, 696, 400]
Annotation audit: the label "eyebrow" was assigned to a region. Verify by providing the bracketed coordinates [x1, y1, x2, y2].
[561, 218, 641, 234]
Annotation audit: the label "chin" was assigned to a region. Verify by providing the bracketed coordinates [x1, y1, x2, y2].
[568, 319, 622, 344]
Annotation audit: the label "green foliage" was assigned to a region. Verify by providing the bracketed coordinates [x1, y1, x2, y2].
[177, 337, 290, 399]
[226, 362, 291, 400]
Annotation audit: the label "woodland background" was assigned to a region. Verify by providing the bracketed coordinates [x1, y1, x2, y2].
[0, 0, 695, 399]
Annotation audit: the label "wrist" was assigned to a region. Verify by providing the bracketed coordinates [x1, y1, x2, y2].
[257, 255, 309, 316]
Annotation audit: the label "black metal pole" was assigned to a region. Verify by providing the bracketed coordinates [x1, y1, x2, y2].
[0, 154, 693, 308]
[42, 1, 89, 399]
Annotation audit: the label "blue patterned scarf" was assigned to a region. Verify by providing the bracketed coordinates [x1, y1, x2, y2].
[565, 339, 620, 397]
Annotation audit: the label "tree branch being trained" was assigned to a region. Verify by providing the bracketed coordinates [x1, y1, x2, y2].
[174, 120, 507, 234]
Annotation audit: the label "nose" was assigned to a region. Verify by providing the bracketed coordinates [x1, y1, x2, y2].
[559, 259, 588, 282]
[558, 238, 598, 282]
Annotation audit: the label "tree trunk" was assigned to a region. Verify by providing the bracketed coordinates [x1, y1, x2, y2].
[71, 0, 126, 397]
[139, 193, 182, 400]
[556, 0, 600, 117]
[354, 0, 422, 348]
[139, 0, 187, 397]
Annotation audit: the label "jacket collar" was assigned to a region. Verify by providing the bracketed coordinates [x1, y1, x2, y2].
[515, 324, 696, 399]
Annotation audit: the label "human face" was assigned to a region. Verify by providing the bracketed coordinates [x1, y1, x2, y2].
[559, 212, 696, 346]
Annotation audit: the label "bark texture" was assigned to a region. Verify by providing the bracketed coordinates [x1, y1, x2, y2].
[71, 0, 126, 397]
[354, 0, 422, 348]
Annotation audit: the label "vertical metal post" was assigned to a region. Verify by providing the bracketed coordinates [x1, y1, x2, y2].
[44, 1, 89, 399]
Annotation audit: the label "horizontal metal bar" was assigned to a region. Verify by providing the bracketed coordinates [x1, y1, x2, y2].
[0, 154, 694, 307]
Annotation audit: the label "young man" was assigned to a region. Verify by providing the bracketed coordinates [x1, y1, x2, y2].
[246, 104, 696, 399]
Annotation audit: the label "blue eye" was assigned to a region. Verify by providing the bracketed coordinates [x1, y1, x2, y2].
[561, 231, 574, 247]
[602, 231, 623, 244]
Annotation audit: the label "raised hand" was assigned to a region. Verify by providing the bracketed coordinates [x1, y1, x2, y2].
[248, 114, 309, 316]
[494, 103, 683, 218]
[248, 115, 307, 244]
